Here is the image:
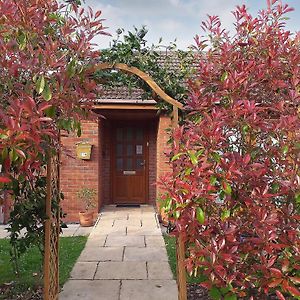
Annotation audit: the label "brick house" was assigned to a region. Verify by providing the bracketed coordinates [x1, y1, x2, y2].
[60, 84, 180, 223]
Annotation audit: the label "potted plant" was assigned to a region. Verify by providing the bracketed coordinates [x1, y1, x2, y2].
[77, 187, 97, 227]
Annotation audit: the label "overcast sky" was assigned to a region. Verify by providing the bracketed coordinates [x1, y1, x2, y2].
[84, 0, 300, 49]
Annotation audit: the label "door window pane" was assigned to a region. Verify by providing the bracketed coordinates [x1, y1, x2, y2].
[127, 145, 133, 156]
[136, 128, 143, 142]
[126, 158, 133, 169]
[117, 158, 123, 170]
[116, 144, 123, 156]
[116, 128, 122, 141]
[126, 128, 133, 141]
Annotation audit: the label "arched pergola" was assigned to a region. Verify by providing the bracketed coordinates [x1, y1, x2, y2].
[92, 62, 183, 126]
[45, 63, 187, 300]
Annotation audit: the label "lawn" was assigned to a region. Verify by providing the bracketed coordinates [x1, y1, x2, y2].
[0, 236, 87, 299]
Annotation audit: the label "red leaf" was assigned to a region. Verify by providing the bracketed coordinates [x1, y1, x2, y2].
[270, 268, 282, 278]
[0, 176, 11, 183]
[268, 278, 282, 288]
[275, 290, 285, 300]
[285, 285, 300, 297]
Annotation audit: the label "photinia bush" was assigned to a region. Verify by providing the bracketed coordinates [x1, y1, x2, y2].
[0, 0, 108, 268]
[161, 1, 300, 299]
[0, 0, 108, 185]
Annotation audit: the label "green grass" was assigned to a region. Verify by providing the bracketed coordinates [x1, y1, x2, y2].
[163, 234, 203, 284]
[0, 236, 87, 297]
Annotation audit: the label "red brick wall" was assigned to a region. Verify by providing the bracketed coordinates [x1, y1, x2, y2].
[148, 119, 158, 204]
[60, 120, 99, 223]
[60, 113, 171, 222]
[156, 114, 172, 204]
[102, 119, 112, 205]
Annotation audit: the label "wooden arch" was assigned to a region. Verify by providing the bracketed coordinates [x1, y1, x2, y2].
[92, 62, 186, 300]
[92, 62, 183, 125]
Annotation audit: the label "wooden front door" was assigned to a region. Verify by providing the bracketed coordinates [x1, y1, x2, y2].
[112, 124, 148, 204]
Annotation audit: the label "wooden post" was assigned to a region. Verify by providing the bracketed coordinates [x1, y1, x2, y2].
[44, 158, 52, 300]
[172, 105, 187, 300]
[177, 233, 187, 300]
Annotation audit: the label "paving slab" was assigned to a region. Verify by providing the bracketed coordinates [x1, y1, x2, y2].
[145, 235, 166, 247]
[60, 205, 178, 299]
[74, 226, 93, 236]
[127, 226, 162, 236]
[124, 247, 168, 261]
[70, 262, 98, 279]
[147, 262, 174, 279]
[93, 226, 126, 236]
[84, 235, 107, 247]
[120, 280, 177, 300]
[95, 261, 147, 279]
[60, 280, 120, 300]
[113, 219, 142, 227]
[78, 247, 123, 262]
[105, 235, 145, 247]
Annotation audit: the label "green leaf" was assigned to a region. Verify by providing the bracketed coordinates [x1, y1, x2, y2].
[164, 197, 172, 211]
[17, 31, 26, 50]
[221, 71, 228, 82]
[45, 106, 56, 118]
[196, 148, 205, 157]
[42, 81, 52, 101]
[282, 145, 289, 155]
[188, 151, 198, 165]
[295, 193, 300, 204]
[175, 210, 180, 219]
[211, 152, 221, 163]
[224, 293, 237, 300]
[185, 168, 193, 175]
[196, 207, 205, 224]
[0, 134, 8, 140]
[36, 75, 45, 94]
[2, 148, 8, 159]
[67, 59, 77, 78]
[9, 149, 18, 162]
[209, 286, 222, 300]
[223, 182, 232, 195]
[210, 176, 217, 186]
[242, 124, 249, 134]
[171, 152, 184, 162]
[221, 209, 230, 221]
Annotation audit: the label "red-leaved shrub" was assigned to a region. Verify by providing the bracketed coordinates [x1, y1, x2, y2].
[161, 1, 300, 299]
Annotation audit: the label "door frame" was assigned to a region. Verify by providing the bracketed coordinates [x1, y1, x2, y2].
[110, 120, 149, 204]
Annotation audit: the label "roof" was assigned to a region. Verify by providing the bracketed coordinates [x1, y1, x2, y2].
[96, 86, 156, 105]
[94, 51, 195, 106]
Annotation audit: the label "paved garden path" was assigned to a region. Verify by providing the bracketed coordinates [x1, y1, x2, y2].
[60, 205, 178, 300]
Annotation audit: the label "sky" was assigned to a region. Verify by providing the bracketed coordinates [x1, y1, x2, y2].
[83, 0, 300, 49]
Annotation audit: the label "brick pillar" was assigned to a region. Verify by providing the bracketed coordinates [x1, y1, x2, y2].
[60, 120, 99, 223]
[156, 114, 172, 208]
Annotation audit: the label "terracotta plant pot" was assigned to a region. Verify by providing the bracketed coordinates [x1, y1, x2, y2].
[79, 211, 94, 227]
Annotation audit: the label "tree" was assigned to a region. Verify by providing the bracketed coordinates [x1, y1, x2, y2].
[0, 0, 107, 269]
[161, 1, 300, 299]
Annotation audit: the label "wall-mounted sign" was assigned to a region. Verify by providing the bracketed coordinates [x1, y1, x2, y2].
[136, 145, 143, 155]
[123, 170, 136, 175]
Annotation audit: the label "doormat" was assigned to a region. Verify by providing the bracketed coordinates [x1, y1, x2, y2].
[116, 204, 141, 208]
